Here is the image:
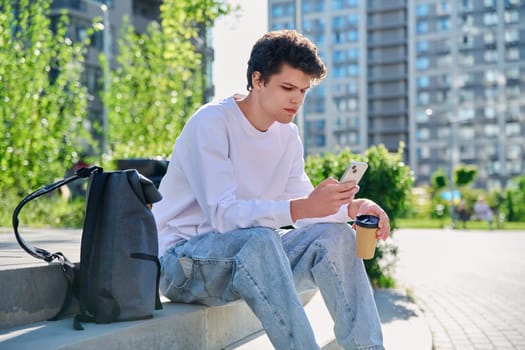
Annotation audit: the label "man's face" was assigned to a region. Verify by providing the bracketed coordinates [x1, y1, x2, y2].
[253, 64, 311, 125]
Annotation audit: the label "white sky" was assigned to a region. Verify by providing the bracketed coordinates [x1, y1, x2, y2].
[211, 1, 268, 99]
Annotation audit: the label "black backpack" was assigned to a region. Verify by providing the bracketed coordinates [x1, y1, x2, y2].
[12, 166, 163, 330]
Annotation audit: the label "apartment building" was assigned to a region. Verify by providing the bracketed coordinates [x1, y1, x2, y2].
[268, 0, 525, 189]
[411, 0, 524, 189]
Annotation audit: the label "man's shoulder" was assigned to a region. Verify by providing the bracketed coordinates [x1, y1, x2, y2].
[188, 97, 234, 126]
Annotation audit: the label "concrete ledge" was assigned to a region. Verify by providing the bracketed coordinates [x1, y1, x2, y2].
[0, 264, 77, 330]
[0, 299, 275, 350]
[0, 288, 318, 350]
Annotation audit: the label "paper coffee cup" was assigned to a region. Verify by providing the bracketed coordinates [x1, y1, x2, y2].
[355, 214, 379, 259]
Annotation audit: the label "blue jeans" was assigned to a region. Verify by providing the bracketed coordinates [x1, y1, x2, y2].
[159, 223, 384, 350]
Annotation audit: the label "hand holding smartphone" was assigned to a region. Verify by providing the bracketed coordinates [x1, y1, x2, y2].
[340, 161, 368, 184]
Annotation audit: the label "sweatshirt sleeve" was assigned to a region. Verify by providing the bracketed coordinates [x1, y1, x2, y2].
[175, 112, 293, 233]
[280, 127, 352, 227]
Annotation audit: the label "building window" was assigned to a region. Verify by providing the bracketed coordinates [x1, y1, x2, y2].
[436, 54, 452, 67]
[416, 41, 429, 53]
[506, 144, 521, 160]
[302, 0, 324, 13]
[460, 14, 474, 30]
[437, 1, 450, 14]
[333, 66, 345, 78]
[506, 47, 520, 61]
[461, 0, 474, 11]
[416, 128, 430, 141]
[504, 29, 519, 44]
[417, 92, 430, 105]
[460, 145, 475, 159]
[484, 124, 499, 137]
[438, 17, 451, 31]
[504, 10, 519, 23]
[484, 31, 496, 45]
[315, 135, 326, 147]
[272, 3, 295, 18]
[485, 107, 497, 119]
[459, 89, 474, 103]
[458, 126, 475, 140]
[332, 0, 358, 10]
[484, 86, 499, 100]
[417, 146, 431, 159]
[458, 53, 474, 66]
[416, 4, 429, 17]
[416, 21, 428, 33]
[484, 49, 498, 62]
[458, 108, 475, 121]
[483, 12, 498, 26]
[417, 76, 429, 88]
[506, 122, 521, 137]
[347, 30, 358, 42]
[347, 64, 359, 76]
[348, 47, 359, 60]
[484, 0, 497, 8]
[416, 109, 430, 123]
[416, 57, 429, 70]
[506, 86, 520, 100]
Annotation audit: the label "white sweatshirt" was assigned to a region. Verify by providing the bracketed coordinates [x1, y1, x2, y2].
[153, 96, 351, 256]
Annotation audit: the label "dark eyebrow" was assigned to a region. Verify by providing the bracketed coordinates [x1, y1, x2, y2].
[282, 82, 311, 91]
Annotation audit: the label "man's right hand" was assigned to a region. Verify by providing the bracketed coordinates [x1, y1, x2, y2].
[290, 178, 359, 221]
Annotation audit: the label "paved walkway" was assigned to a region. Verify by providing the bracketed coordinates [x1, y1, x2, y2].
[394, 228, 525, 350]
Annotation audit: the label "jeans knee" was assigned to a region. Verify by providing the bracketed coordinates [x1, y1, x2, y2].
[244, 227, 281, 247]
[313, 223, 356, 253]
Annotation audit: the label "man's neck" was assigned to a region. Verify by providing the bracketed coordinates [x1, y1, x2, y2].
[235, 94, 273, 132]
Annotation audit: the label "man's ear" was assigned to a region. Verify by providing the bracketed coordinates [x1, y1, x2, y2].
[252, 71, 263, 89]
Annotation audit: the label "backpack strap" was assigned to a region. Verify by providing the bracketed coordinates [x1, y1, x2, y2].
[12, 165, 102, 321]
[12, 165, 102, 263]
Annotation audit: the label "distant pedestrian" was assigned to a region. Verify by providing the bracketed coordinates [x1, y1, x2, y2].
[474, 196, 493, 230]
[455, 200, 469, 229]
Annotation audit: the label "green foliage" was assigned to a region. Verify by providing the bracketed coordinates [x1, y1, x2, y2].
[430, 168, 448, 190]
[0, 0, 93, 195]
[102, 0, 231, 163]
[454, 164, 477, 187]
[505, 175, 525, 222]
[360, 143, 415, 230]
[305, 144, 414, 287]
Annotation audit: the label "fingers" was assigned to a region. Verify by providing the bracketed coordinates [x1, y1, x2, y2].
[355, 199, 390, 241]
[319, 177, 339, 185]
[376, 210, 390, 240]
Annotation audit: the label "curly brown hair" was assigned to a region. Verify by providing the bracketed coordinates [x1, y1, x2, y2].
[246, 30, 327, 91]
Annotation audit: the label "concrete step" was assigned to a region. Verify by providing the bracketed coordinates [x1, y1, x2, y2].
[0, 291, 319, 350]
[0, 264, 78, 330]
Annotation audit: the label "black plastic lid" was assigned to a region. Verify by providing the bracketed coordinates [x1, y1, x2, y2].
[355, 214, 379, 228]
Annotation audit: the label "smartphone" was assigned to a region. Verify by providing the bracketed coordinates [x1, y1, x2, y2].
[340, 161, 368, 184]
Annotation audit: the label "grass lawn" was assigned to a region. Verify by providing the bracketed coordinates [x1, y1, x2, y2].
[397, 218, 525, 230]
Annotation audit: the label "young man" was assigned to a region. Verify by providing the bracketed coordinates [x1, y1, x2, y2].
[153, 30, 389, 350]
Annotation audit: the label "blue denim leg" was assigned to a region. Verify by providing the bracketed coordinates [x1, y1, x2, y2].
[159, 227, 320, 350]
[281, 223, 384, 350]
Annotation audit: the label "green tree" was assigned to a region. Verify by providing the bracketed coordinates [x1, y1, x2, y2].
[430, 168, 448, 191]
[506, 175, 525, 222]
[454, 164, 477, 188]
[0, 0, 92, 194]
[102, 0, 231, 163]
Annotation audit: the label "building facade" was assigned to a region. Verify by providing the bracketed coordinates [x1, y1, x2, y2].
[268, 0, 525, 190]
[411, 0, 524, 190]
